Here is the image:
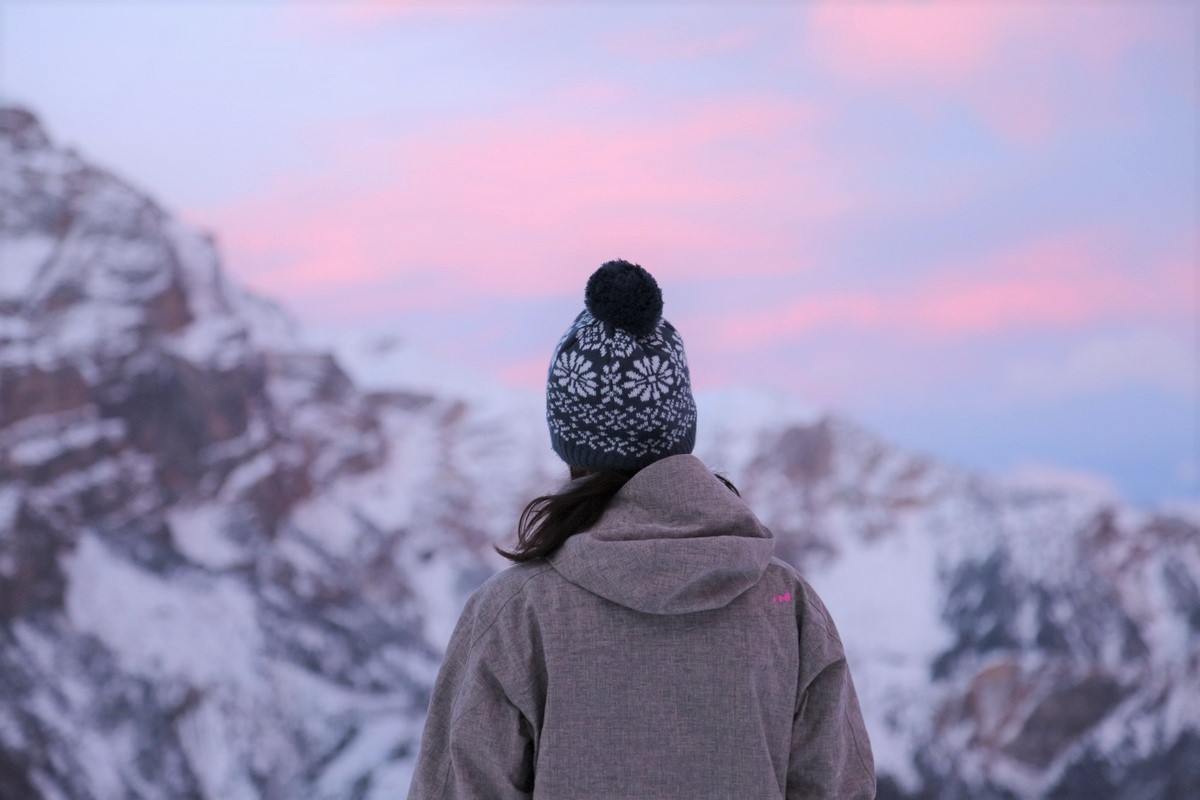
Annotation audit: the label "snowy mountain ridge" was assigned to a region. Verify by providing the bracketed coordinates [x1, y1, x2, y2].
[1, 103, 1198, 799]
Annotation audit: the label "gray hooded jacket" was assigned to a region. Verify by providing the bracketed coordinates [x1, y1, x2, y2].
[407, 454, 875, 799]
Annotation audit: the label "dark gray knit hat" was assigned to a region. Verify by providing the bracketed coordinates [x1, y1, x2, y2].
[546, 260, 697, 471]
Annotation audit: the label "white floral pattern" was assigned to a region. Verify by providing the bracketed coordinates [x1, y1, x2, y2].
[623, 355, 675, 402]
[553, 351, 597, 397]
[577, 319, 637, 359]
[599, 362, 625, 406]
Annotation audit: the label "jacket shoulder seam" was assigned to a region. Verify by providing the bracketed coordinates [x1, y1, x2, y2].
[467, 563, 556, 650]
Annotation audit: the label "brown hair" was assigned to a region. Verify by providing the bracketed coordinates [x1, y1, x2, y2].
[495, 465, 740, 563]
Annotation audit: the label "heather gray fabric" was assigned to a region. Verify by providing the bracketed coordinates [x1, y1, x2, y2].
[407, 455, 876, 800]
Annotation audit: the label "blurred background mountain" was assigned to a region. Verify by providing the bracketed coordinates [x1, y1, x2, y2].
[1, 104, 1197, 800]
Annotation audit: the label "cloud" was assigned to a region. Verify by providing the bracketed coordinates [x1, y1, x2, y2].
[973, 91, 1058, 148]
[808, 3, 1164, 87]
[808, 3, 1013, 87]
[603, 25, 760, 62]
[188, 92, 851, 320]
[905, 231, 1154, 336]
[500, 354, 551, 388]
[707, 293, 885, 350]
[708, 230, 1189, 348]
[1001, 328, 1196, 403]
[805, 3, 1179, 146]
[172, 4, 1188, 422]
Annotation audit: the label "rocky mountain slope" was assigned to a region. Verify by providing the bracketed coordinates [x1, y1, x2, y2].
[0, 103, 549, 799]
[1, 104, 1197, 799]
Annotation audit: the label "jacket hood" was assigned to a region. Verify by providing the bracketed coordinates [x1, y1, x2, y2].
[547, 454, 775, 614]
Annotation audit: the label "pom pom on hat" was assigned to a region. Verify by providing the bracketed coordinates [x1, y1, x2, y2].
[584, 260, 663, 337]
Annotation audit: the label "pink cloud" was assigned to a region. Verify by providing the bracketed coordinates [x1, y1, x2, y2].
[908, 232, 1123, 335]
[190, 93, 855, 320]
[703, 294, 886, 350]
[552, 81, 634, 107]
[808, 4, 1008, 87]
[706, 230, 1188, 348]
[806, 3, 1175, 146]
[974, 90, 1059, 147]
[500, 355, 551, 388]
[808, 3, 1164, 86]
[604, 25, 760, 61]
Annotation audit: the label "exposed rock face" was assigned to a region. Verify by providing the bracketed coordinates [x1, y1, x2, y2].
[1, 104, 1197, 799]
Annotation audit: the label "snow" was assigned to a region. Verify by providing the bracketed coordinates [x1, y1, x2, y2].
[167, 503, 249, 570]
[0, 233, 55, 298]
[219, 451, 276, 497]
[175, 693, 262, 800]
[164, 314, 248, 368]
[0, 312, 29, 340]
[247, 660, 425, 800]
[285, 493, 366, 562]
[164, 220, 229, 318]
[63, 534, 262, 687]
[291, 436, 482, 650]
[42, 301, 144, 361]
[197, 417, 271, 467]
[364, 760, 418, 800]
[809, 511, 952, 789]
[86, 238, 174, 301]
[9, 417, 124, 466]
[694, 385, 824, 473]
[314, 716, 413, 797]
[312, 323, 504, 403]
[995, 488, 1106, 586]
[232, 288, 303, 351]
[11, 622, 136, 800]
[1160, 496, 1200, 525]
[402, 536, 475, 651]
[999, 461, 1123, 504]
[816, 515, 955, 666]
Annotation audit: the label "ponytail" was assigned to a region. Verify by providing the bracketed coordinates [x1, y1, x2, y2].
[496, 467, 632, 562]
[495, 465, 741, 563]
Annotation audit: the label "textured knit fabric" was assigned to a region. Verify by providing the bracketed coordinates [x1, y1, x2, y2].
[407, 455, 876, 800]
[546, 305, 697, 471]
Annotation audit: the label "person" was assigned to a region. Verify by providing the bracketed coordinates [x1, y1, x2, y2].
[407, 260, 876, 799]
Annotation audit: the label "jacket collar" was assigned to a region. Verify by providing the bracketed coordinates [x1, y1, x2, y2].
[548, 455, 775, 614]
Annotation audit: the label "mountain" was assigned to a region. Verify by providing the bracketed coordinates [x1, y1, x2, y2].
[695, 399, 1200, 798]
[1, 103, 1197, 799]
[0, 103, 551, 799]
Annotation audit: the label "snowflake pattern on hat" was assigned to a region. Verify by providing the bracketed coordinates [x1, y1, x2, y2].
[576, 312, 638, 359]
[623, 355, 675, 402]
[553, 351, 598, 397]
[546, 308, 696, 471]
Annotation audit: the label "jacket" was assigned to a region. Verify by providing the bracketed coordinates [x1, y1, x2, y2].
[407, 454, 875, 799]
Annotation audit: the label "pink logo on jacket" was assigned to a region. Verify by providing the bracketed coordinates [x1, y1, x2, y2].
[770, 591, 792, 604]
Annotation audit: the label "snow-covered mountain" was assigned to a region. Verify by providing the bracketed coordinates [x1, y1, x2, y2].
[0, 103, 545, 799]
[1, 103, 1197, 799]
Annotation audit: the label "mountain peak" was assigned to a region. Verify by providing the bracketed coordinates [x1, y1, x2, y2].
[0, 104, 50, 150]
[0, 99, 307, 369]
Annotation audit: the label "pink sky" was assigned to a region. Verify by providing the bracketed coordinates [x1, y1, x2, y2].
[5, 1, 1195, 504]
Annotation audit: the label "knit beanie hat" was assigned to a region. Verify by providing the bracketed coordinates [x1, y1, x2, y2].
[546, 260, 697, 471]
